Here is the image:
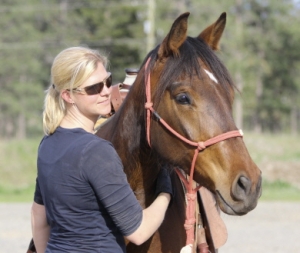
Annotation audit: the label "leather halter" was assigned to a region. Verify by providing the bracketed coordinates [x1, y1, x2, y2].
[144, 57, 243, 248]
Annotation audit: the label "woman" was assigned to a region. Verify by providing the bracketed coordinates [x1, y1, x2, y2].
[31, 47, 172, 253]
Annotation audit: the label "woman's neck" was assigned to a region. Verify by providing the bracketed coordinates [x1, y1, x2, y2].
[60, 109, 97, 134]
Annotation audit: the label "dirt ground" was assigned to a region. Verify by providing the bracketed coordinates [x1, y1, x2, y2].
[221, 201, 300, 253]
[1, 201, 299, 253]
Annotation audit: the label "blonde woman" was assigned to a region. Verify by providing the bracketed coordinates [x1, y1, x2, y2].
[31, 47, 172, 253]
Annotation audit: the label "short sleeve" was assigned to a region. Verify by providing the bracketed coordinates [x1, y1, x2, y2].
[80, 139, 143, 236]
[33, 177, 44, 205]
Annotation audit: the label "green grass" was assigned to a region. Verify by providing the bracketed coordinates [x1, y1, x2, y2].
[260, 180, 300, 201]
[243, 132, 300, 201]
[0, 185, 35, 202]
[243, 132, 300, 163]
[0, 132, 300, 202]
[0, 138, 39, 202]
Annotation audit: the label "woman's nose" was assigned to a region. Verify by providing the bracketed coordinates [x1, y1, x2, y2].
[100, 83, 112, 96]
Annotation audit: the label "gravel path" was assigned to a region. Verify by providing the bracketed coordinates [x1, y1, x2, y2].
[221, 201, 300, 252]
[0, 203, 32, 253]
[1, 201, 299, 253]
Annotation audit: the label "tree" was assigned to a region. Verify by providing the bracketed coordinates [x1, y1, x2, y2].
[1, 0, 299, 139]
[244, 0, 300, 132]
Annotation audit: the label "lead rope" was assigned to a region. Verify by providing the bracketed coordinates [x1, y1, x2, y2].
[144, 58, 243, 253]
[195, 180, 210, 253]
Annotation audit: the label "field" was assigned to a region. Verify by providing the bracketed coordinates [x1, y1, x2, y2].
[0, 132, 300, 202]
[242, 132, 300, 201]
[0, 138, 39, 202]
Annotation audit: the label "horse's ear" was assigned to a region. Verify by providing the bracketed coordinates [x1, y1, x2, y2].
[157, 12, 190, 59]
[198, 12, 226, 51]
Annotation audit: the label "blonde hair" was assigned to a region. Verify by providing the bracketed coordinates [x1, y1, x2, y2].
[43, 46, 108, 135]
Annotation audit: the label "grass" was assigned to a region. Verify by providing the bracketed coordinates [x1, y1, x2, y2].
[0, 132, 300, 202]
[0, 138, 39, 202]
[243, 132, 300, 201]
[243, 132, 300, 163]
[0, 185, 35, 202]
[260, 180, 300, 201]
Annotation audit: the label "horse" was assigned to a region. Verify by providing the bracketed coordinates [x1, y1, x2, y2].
[96, 12, 262, 253]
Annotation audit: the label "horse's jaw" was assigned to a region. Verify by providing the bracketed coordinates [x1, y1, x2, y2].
[216, 184, 261, 215]
[192, 176, 261, 216]
[189, 154, 262, 216]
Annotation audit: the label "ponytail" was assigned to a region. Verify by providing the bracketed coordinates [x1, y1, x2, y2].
[42, 84, 66, 135]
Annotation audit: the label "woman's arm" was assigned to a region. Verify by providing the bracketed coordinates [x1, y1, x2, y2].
[31, 202, 50, 252]
[125, 192, 171, 245]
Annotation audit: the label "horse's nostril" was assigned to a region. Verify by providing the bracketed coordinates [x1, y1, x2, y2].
[233, 176, 251, 200]
[238, 176, 250, 193]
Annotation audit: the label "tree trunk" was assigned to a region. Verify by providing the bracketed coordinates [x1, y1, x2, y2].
[235, 72, 243, 129]
[253, 51, 264, 133]
[16, 113, 26, 139]
[290, 106, 298, 135]
[234, 0, 244, 129]
[146, 0, 156, 53]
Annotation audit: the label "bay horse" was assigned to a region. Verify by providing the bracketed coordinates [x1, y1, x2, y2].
[96, 12, 262, 253]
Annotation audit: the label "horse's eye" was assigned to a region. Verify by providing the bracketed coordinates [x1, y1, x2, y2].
[175, 93, 191, 104]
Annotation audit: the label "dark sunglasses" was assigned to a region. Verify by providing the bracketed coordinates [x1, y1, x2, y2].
[71, 72, 112, 95]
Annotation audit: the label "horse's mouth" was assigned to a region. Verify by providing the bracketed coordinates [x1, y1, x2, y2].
[216, 190, 247, 216]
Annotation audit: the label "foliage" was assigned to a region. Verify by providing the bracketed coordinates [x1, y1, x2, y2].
[0, 0, 300, 139]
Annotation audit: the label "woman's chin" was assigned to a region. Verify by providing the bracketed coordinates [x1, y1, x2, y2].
[98, 104, 112, 115]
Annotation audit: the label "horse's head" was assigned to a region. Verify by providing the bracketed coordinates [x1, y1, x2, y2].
[143, 12, 262, 215]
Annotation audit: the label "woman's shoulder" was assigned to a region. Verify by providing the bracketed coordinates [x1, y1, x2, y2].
[55, 126, 113, 146]
[41, 127, 115, 155]
[79, 134, 123, 176]
[79, 133, 117, 157]
[81, 131, 113, 146]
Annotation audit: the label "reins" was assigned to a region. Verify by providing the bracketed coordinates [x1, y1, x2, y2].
[144, 58, 243, 252]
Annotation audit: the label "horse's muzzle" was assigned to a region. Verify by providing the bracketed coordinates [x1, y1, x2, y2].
[217, 173, 262, 215]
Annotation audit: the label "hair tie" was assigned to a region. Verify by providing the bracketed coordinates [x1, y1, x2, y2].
[52, 84, 56, 89]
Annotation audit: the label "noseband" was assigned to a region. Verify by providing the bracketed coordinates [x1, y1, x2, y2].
[144, 57, 243, 248]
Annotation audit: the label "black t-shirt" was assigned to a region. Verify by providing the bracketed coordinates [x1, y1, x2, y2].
[34, 127, 142, 252]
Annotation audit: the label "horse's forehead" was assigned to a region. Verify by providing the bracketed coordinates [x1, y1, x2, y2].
[167, 58, 234, 104]
[172, 59, 219, 85]
[197, 60, 219, 84]
[150, 53, 234, 104]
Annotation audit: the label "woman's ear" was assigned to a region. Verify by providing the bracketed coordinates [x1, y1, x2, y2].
[61, 90, 74, 104]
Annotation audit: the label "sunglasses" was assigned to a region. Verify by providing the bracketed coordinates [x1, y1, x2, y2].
[71, 72, 112, 95]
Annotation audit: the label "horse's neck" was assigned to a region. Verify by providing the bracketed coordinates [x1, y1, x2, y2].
[98, 112, 142, 166]
[97, 94, 158, 200]
[106, 98, 143, 147]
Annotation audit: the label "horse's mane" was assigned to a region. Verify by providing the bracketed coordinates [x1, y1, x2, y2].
[138, 36, 235, 108]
